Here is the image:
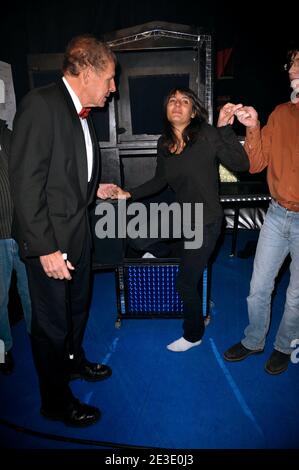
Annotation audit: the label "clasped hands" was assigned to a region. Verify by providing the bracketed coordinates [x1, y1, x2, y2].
[217, 102, 259, 128]
[97, 183, 131, 200]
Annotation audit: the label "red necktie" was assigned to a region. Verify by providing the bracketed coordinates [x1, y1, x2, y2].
[78, 107, 91, 119]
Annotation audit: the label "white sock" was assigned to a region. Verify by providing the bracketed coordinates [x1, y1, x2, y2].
[166, 337, 202, 352]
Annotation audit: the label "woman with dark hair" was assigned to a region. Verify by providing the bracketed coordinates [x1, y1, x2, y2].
[161, 87, 209, 154]
[99, 87, 249, 352]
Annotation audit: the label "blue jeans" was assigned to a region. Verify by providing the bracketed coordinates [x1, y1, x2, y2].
[0, 238, 32, 351]
[242, 200, 299, 354]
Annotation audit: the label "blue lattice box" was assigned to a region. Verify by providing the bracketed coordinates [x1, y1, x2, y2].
[116, 259, 210, 320]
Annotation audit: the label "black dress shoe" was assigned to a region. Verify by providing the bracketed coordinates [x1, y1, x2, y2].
[41, 399, 101, 427]
[70, 362, 112, 382]
[224, 342, 264, 362]
[0, 350, 15, 375]
[265, 350, 290, 375]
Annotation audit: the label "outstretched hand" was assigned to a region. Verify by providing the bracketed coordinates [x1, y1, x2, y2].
[217, 102, 243, 127]
[97, 183, 131, 200]
[234, 106, 259, 128]
[97, 183, 118, 199]
[110, 186, 131, 200]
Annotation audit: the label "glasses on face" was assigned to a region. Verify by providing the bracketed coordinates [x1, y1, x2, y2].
[284, 58, 299, 71]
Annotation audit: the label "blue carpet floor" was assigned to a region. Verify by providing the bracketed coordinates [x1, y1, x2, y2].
[1, 230, 299, 450]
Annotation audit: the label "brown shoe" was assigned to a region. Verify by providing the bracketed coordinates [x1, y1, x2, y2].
[224, 342, 263, 362]
[265, 350, 290, 375]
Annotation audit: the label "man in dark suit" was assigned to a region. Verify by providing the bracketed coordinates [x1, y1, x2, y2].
[9, 35, 117, 426]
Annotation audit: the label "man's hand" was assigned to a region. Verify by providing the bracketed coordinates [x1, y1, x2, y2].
[97, 183, 118, 199]
[97, 183, 131, 200]
[40, 251, 75, 280]
[234, 106, 259, 128]
[217, 102, 243, 127]
[109, 187, 131, 200]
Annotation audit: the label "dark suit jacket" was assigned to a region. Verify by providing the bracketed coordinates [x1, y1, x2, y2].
[9, 80, 100, 264]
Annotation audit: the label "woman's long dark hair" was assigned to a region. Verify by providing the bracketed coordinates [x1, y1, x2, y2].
[160, 87, 208, 153]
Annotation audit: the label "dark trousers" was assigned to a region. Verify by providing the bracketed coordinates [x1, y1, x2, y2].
[129, 217, 222, 342]
[25, 241, 91, 411]
[176, 220, 222, 342]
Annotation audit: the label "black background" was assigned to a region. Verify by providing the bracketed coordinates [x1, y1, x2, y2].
[0, 0, 298, 126]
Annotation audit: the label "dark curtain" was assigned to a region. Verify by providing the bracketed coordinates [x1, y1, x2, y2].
[0, 0, 297, 120]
